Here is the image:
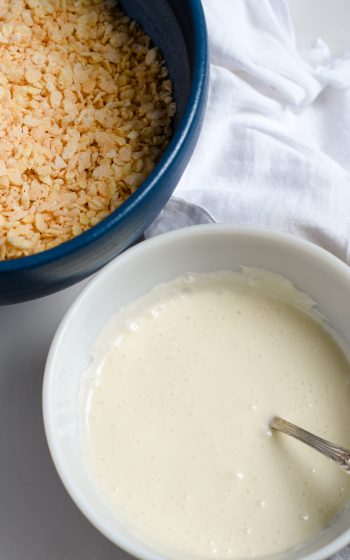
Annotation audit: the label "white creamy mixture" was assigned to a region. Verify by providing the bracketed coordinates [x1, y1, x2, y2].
[80, 270, 350, 558]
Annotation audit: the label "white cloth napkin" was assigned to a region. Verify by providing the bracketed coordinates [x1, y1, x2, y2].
[146, 0, 350, 266]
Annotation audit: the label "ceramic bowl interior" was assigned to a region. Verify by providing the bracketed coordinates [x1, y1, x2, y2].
[43, 225, 350, 560]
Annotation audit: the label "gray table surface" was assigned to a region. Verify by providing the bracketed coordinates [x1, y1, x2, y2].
[0, 281, 133, 560]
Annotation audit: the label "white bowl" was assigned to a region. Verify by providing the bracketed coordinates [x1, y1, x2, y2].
[43, 225, 350, 560]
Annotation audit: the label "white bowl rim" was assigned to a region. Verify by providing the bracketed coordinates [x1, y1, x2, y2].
[42, 224, 350, 560]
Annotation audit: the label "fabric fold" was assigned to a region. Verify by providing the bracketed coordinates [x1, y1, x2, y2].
[147, 0, 350, 267]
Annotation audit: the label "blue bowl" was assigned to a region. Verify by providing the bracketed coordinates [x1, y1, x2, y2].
[0, 0, 209, 304]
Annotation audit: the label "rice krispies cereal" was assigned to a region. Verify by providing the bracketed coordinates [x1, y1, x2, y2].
[0, 0, 175, 259]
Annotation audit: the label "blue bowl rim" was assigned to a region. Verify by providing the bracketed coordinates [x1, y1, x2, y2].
[1, 0, 208, 273]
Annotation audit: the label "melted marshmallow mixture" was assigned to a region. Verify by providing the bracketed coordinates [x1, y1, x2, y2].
[80, 270, 350, 558]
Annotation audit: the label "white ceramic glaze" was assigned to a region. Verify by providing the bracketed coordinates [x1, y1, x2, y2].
[43, 225, 350, 560]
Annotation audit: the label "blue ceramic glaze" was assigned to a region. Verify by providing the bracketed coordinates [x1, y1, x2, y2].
[0, 0, 209, 304]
